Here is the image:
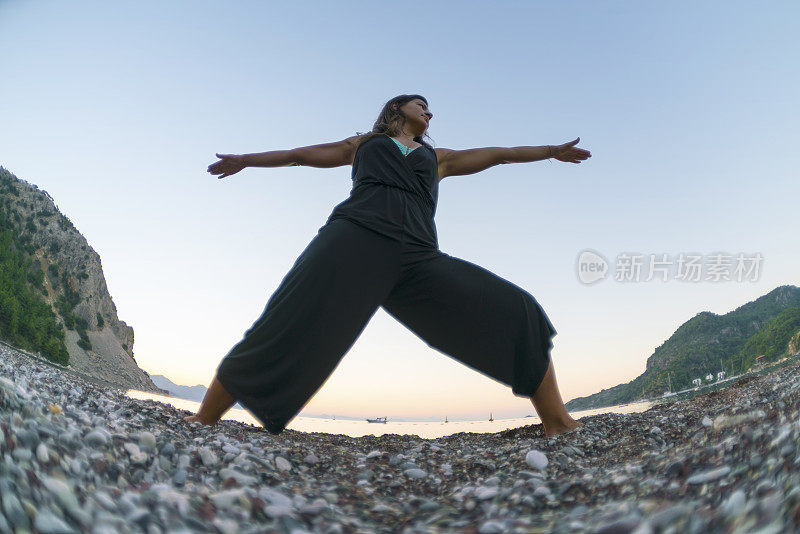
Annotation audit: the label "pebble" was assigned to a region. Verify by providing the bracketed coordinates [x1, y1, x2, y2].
[722, 489, 746, 518]
[218, 467, 257, 486]
[525, 449, 549, 470]
[138, 430, 157, 450]
[12, 448, 33, 462]
[36, 442, 50, 463]
[275, 455, 292, 471]
[259, 487, 293, 508]
[210, 488, 246, 509]
[404, 468, 427, 479]
[2, 343, 800, 533]
[475, 486, 499, 500]
[686, 465, 731, 484]
[33, 510, 76, 534]
[478, 519, 506, 533]
[85, 429, 108, 445]
[198, 446, 219, 466]
[41, 477, 80, 513]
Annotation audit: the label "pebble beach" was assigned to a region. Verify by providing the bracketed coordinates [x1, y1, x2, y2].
[1, 343, 799, 534]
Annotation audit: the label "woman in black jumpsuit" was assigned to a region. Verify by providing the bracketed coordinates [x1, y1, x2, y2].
[185, 94, 591, 437]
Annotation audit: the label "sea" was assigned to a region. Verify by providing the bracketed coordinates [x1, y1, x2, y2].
[124, 390, 653, 439]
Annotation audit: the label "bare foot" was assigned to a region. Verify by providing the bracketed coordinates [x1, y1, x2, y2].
[543, 418, 583, 438]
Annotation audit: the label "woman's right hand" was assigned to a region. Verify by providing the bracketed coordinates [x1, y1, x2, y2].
[208, 153, 247, 179]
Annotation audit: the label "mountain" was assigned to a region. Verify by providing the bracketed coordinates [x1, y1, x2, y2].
[566, 285, 800, 411]
[0, 166, 163, 392]
[150, 374, 245, 410]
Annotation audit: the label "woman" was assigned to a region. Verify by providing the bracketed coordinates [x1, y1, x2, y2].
[184, 94, 591, 437]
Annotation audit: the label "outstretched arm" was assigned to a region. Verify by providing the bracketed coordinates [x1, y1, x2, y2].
[434, 138, 591, 182]
[208, 134, 364, 179]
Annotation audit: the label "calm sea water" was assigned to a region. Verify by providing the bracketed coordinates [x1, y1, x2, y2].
[125, 390, 653, 439]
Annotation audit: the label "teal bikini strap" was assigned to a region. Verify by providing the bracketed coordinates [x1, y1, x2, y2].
[390, 136, 417, 155]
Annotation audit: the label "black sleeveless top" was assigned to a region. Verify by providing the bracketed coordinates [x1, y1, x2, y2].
[323, 134, 440, 249]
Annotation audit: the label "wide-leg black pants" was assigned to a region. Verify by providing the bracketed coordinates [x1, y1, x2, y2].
[216, 218, 557, 434]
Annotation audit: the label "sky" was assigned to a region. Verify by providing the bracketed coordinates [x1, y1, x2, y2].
[1, 1, 798, 421]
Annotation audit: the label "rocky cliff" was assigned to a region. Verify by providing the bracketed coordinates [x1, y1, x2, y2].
[789, 331, 800, 355]
[0, 166, 163, 392]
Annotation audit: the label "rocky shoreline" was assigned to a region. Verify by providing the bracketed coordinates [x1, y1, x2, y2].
[1, 343, 799, 533]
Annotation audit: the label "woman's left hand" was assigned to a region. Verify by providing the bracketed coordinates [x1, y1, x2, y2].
[551, 138, 592, 163]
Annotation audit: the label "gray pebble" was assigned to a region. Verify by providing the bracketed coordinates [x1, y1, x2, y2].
[34, 510, 77, 534]
[404, 468, 427, 479]
[198, 446, 218, 466]
[686, 466, 731, 484]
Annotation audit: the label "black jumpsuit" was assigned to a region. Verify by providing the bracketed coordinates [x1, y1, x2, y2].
[216, 133, 557, 434]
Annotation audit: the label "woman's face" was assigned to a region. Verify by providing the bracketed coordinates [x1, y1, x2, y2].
[397, 98, 433, 134]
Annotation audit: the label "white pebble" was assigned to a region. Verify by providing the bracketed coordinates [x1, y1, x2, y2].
[525, 450, 548, 470]
[259, 487, 293, 508]
[210, 488, 246, 509]
[42, 476, 81, 512]
[0, 377, 16, 394]
[475, 486, 499, 500]
[479, 520, 506, 533]
[212, 518, 239, 534]
[275, 456, 292, 472]
[263, 505, 293, 518]
[69, 458, 81, 475]
[722, 489, 746, 518]
[36, 443, 49, 463]
[686, 466, 731, 485]
[93, 492, 116, 510]
[123, 442, 141, 457]
[199, 447, 219, 466]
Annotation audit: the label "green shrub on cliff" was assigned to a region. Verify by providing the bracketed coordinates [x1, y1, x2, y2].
[736, 307, 800, 369]
[0, 228, 69, 365]
[0, 167, 73, 364]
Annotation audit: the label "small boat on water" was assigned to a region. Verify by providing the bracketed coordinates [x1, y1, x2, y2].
[489, 412, 494, 422]
[366, 416, 388, 424]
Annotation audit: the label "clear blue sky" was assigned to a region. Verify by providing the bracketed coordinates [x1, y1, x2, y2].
[2, 1, 798, 420]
